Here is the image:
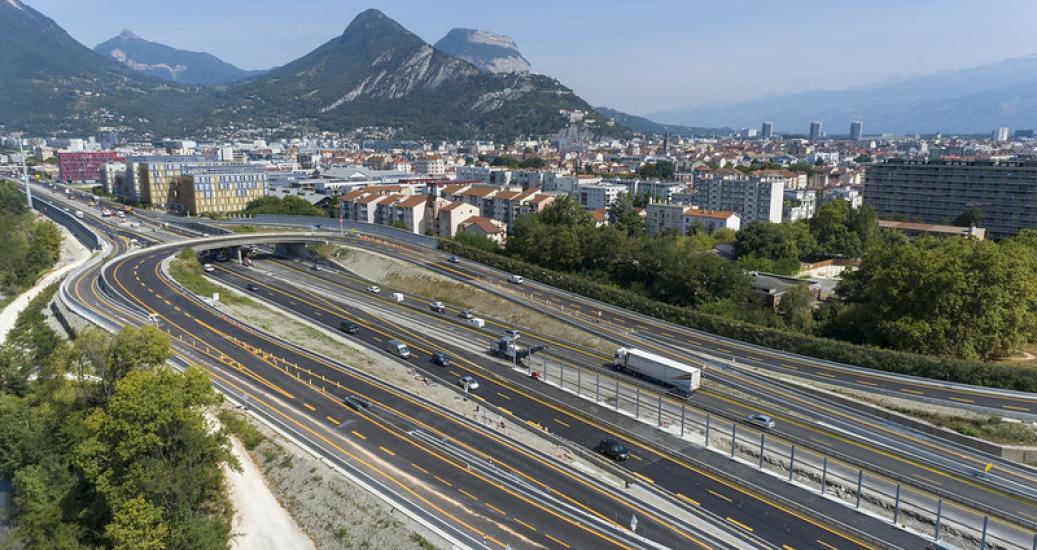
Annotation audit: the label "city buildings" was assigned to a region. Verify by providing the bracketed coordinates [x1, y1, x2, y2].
[57, 151, 123, 183]
[993, 127, 1010, 142]
[645, 203, 740, 235]
[809, 121, 823, 142]
[864, 159, 1037, 238]
[115, 155, 266, 215]
[690, 170, 784, 223]
[576, 182, 627, 210]
[761, 121, 774, 139]
[782, 189, 818, 222]
[850, 121, 864, 141]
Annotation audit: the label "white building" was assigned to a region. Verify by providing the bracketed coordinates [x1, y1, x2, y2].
[690, 171, 784, 224]
[413, 156, 447, 176]
[782, 189, 817, 222]
[683, 208, 741, 233]
[576, 182, 627, 210]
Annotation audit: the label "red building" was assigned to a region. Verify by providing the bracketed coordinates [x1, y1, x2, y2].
[57, 151, 122, 183]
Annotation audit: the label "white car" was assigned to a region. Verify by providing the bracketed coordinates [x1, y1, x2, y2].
[745, 414, 776, 430]
[458, 375, 479, 391]
[508, 274, 524, 284]
[202, 263, 215, 273]
[367, 285, 381, 294]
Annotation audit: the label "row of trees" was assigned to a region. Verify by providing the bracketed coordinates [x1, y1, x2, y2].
[241, 195, 324, 217]
[0, 181, 63, 299]
[0, 295, 234, 549]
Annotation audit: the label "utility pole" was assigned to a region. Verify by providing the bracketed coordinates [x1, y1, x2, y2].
[19, 139, 32, 209]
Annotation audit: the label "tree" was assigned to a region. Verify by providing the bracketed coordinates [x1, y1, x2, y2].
[637, 160, 675, 180]
[101, 325, 171, 402]
[606, 194, 644, 236]
[734, 221, 814, 261]
[778, 285, 814, 332]
[539, 195, 591, 227]
[954, 207, 983, 227]
[242, 196, 322, 217]
[108, 496, 169, 550]
[454, 231, 500, 252]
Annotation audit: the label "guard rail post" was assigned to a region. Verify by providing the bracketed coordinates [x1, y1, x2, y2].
[980, 516, 988, 550]
[635, 387, 640, 419]
[680, 403, 686, 437]
[788, 446, 795, 481]
[704, 413, 711, 448]
[595, 372, 600, 402]
[934, 498, 943, 541]
[758, 433, 766, 469]
[729, 423, 737, 458]
[821, 457, 829, 495]
[893, 484, 901, 525]
[855, 471, 863, 509]
[657, 394, 663, 427]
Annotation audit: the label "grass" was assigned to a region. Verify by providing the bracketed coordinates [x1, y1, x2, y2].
[169, 250, 253, 306]
[889, 406, 1037, 446]
[410, 534, 436, 550]
[218, 409, 265, 450]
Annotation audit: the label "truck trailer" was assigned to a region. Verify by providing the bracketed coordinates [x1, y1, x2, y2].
[614, 348, 702, 394]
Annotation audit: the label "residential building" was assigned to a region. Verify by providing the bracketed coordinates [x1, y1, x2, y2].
[168, 163, 267, 215]
[101, 161, 127, 194]
[576, 182, 627, 210]
[459, 216, 508, 244]
[438, 201, 480, 237]
[455, 165, 514, 187]
[849, 121, 864, 141]
[386, 195, 438, 234]
[413, 156, 446, 176]
[993, 127, 1010, 142]
[683, 208, 740, 233]
[690, 171, 784, 224]
[822, 185, 863, 209]
[761, 121, 774, 139]
[809, 121, 823, 142]
[58, 151, 122, 183]
[782, 189, 817, 222]
[491, 189, 540, 225]
[878, 220, 986, 241]
[863, 159, 1037, 238]
[644, 203, 686, 235]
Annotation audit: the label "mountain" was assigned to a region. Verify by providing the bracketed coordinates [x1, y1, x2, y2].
[95, 30, 264, 84]
[433, 28, 532, 74]
[649, 55, 1037, 134]
[1, 4, 604, 140]
[0, 0, 209, 136]
[595, 107, 730, 137]
[214, 9, 600, 139]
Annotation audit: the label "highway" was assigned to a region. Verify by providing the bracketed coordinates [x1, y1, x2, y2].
[30, 184, 765, 549]
[33, 181, 1030, 548]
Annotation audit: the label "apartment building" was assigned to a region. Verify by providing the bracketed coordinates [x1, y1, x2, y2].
[645, 203, 687, 235]
[690, 170, 784, 223]
[438, 201, 480, 237]
[455, 166, 513, 187]
[683, 208, 740, 233]
[58, 151, 122, 183]
[864, 159, 1037, 238]
[118, 156, 266, 214]
[576, 182, 627, 210]
[413, 156, 447, 177]
[782, 189, 817, 222]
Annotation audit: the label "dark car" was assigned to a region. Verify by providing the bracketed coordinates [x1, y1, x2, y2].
[339, 320, 360, 335]
[431, 351, 451, 367]
[593, 437, 630, 461]
[246, 283, 260, 292]
[343, 395, 371, 411]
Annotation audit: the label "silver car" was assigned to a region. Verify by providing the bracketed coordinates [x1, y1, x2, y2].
[458, 375, 479, 391]
[745, 414, 776, 430]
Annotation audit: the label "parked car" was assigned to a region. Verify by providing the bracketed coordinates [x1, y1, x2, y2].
[508, 274, 524, 284]
[448, 255, 460, 264]
[367, 285, 381, 294]
[458, 308, 474, 320]
[429, 301, 446, 313]
[339, 320, 360, 335]
[247, 283, 260, 292]
[202, 263, 215, 273]
[458, 375, 479, 391]
[343, 395, 370, 411]
[593, 438, 630, 461]
[431, 351, 451, 367]
[745, 413, 776, 430]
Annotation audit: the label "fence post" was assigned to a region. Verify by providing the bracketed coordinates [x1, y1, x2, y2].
[730, 423, 737, 458]
[758, 433, 766, 469]
[704, 414, 711, 448]
[934, 499, 943, 542]
[1031, 532, 1036, 550]
[820, 458, 828, 495]
[680, 403, 686, 438]
[979, 516, 988, 550]
[893, 484, 901, 525]
[788, 446, 795, 481]
[595, 373, 600, 403]
[615, 380, 620, 410]
[657, 394, 663, 427]
[855, 471, 863, 509]
[635, 387, 641, 419]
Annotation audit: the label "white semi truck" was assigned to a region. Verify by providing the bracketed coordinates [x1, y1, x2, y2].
[614, 348, 702, 394]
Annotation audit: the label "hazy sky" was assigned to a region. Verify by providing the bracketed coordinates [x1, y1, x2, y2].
[28, 0, 1037, 115]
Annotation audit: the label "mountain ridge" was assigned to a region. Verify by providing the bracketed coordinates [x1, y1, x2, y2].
[94, 29, 265, 84]
[434, 28, 532, 74]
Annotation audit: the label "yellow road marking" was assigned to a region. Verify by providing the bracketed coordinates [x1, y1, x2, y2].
[913, 474, 941, 486]
[496, 392, 512, 400]
[325, 416, 339, 425]
[514, 518, 537, 531]
[485, 502, 506, 515]
[726, 517, 754, 532]
[459, 488, 479, 500]
[900, 388, 925, 395]
[498, 406, 512, 415]
[780, 364, 798, 370]
[676, 493, 700, 506]
[411, 462, 429, 474]
[1004, 404, 1030, 412]
[708, 489, 732, 503]
[379, 446, 395, 457]
[303, 403, 316, 411]
[631, 472, 654, 484]
[810, 437, 834, 448]
[949, 396, 975, 404]
[351, 430, 366, 440]
[434, 475, 452, 487]
[544, 533, 571, 548]
[782, 545, 796, 550]
[815, 372, 837, 379]
[817, 540, 840, 550]
[553, 418, 570, 427]
[855, 379, 878, 387]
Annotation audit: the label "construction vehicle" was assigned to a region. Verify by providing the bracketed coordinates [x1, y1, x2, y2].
[491, 334, 546, 365]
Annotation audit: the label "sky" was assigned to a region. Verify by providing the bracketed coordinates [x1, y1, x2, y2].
[27, 0, 1037, 116]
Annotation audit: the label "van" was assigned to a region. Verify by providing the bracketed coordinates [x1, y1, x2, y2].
[508, 275, 524, 284]
[74, 210, 84, 219]
[468, 318, 486, 329]
[391, 292, 404, 303]
[387, 339, 411, 358]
